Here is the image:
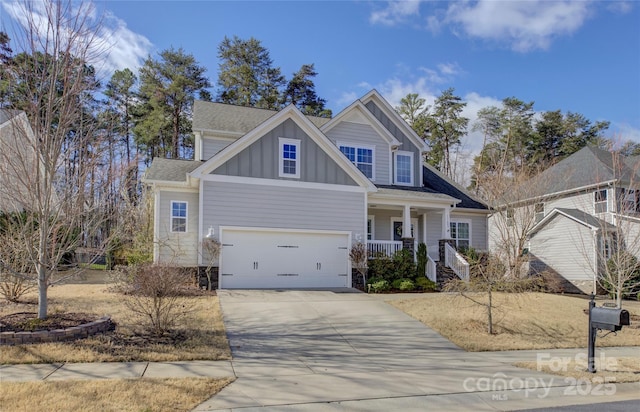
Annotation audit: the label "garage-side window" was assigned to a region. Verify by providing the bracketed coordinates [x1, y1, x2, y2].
[279, 137, 300, 178]
[171, 201, 187, 233]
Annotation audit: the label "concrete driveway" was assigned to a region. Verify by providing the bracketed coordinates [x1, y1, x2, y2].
[194, 290, 640, 411]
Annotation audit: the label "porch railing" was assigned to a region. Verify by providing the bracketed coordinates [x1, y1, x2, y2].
[444, 243, 469, 281]
[367, 240, 403, 258]
[426, 255, 437, 283]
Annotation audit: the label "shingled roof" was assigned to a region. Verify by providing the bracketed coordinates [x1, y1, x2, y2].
[422, 165, 488, 210]
[513, 146, 640, 203]
[530, 207, 616, 235]
[144, 158, 202, 182]
[193, 101, 331, 135]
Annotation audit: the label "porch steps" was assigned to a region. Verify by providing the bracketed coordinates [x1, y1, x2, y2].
[436, 263, 459, 289]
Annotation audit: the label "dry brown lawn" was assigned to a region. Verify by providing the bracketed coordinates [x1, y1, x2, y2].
[0, 283, 231, 364]
[515, 357, 640, 383]
[0, 377, 234, 412]
[389, 292, 640, 351]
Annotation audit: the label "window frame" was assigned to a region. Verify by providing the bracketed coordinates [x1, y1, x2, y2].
[170, 200, 188, 233]
[278, 137, 301, 179]
[450, 219, 471, 250]
[620, 188, 637, 214]
[338, 142, 375, 180]
[367, 215, 375, 240]
[394, 150, 414, 186]
[594, 189, 608, 214]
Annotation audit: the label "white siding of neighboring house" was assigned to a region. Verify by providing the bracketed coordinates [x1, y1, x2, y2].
[201, 181, 365, 260]
[324, 121, 391, 185]
[545, 190, 602, 215]
[156, 190, 200, 266]
[202, 137, 233, 160]
[528, 215, 595, 285]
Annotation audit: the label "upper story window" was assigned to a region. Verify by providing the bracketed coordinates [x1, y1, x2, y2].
[394, 151, 413, 186]
[535, 203, 544, 223]
[506, 208, 515, 226]
[620, 188, 638, 214]
[339, 144, 374, 179]
[594, 189, 608, 213]
[279, 138, 300, 178]
[171, 201, 187, 233]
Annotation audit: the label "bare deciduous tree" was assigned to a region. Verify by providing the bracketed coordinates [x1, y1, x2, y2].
[0, 0, 113, 318]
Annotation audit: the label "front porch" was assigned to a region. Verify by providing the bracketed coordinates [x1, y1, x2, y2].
[366, 187, 470, 282]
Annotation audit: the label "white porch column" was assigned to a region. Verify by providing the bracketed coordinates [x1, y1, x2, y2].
[402, 204, 412, 238]
[441, 207, 451, 239]
[422, 213, 427, 244]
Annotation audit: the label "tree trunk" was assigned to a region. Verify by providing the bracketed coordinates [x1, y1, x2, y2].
[487, 286, 493, 334]
[37, 226, 49, 319]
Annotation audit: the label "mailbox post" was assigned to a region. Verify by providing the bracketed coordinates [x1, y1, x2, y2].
[587, 293, 631, 373]
[587, 294, 596, 373]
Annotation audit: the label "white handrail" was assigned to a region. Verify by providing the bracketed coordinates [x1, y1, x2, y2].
[367, 240, 403, 258]
[426, 255, 437, 283]
[444, 243, 469, 281]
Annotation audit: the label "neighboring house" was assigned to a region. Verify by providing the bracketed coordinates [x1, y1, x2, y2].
[144, 90, 489, 289]
[0, 110, 38, 213]
[490, 146, 640, 294]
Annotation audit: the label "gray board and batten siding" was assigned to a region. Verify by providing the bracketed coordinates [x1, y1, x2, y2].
[324, 120, 391, 185]
[365, 100, 421, 187]
[212, 118, 358, 186]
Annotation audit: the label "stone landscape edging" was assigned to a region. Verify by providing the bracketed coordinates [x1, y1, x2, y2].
[0, 316, 114, 345]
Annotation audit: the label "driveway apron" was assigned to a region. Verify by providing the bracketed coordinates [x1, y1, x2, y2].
[193, 290, 639, 411]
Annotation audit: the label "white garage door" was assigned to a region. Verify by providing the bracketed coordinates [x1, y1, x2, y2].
[220, 229, 350, 289]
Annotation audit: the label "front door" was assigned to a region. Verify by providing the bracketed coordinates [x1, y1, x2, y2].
[392, 218, 417, 241]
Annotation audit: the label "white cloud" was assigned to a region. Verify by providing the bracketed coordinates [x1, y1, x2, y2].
[440, 0, 592, 52]
[612, 122, 640, 143]
[370, 0, 422, 26]
[94, 11, 153, 76]
[1, 1, 152, 79]
[607, 1, 633, 14]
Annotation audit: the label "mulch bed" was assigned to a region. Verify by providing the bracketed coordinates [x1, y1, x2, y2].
[0, 312, 99, 333]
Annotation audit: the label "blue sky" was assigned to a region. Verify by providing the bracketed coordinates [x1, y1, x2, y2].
[2, 0, 639, 159]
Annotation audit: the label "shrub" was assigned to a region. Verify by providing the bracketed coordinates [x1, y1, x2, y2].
[116, 263, 196, 336]
[398, 279, 415, 291]
[416, 243, 427, 278]
[415, 276, 437, 292]
[393, 249, 417, 280]
[370, 280, 390, 293]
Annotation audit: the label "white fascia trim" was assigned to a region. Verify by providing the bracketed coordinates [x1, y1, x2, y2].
[360, 90, 429, 152]
[369, 196, 457, 208]
[529, 208, 600, 235]
[146, 184, 199, 194]
[202, 173, 367, 193]
[194, 128, 244, 139]
[191, 105, 376, 191]
[502, 180, 618, 209]
[321, 101, 401, 147]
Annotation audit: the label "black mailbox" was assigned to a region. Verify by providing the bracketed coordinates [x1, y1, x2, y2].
[591, 307, 630, 332]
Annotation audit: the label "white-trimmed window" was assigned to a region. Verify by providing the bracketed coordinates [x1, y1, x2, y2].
[394, 151, 413, 185]
[594, 189, 608, 213]
[339, 143, 375, 179]
[620, 188, 637, 213]
[279, 137, 300, 178]
[367, 215, 375, 240]
[450, 220, 471, 250]
[171, 201, 187, 233]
